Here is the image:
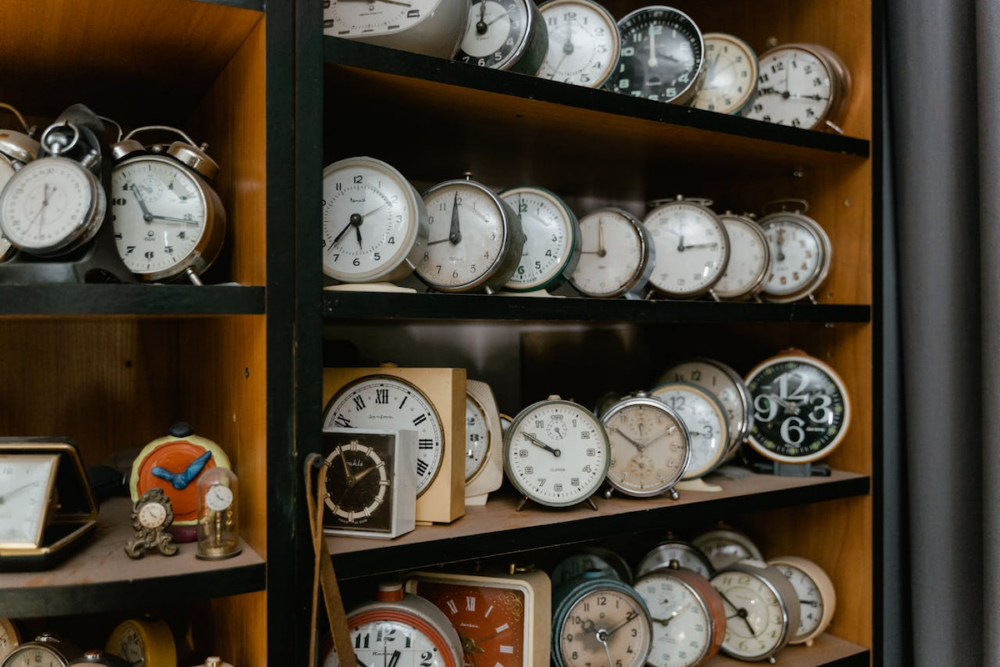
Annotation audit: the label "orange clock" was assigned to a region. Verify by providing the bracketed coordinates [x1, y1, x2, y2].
[130, 423, 231, 526]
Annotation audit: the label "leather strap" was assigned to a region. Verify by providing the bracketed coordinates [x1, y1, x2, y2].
[306, 454, 357, 667]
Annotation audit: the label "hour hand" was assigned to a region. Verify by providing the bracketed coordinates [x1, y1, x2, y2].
[130, 184, 154, 220]
[449, 192, 462, 244]
[522, 432, 561, 457]
[607, 426, 646, 451]
[181, 450, 213, 487]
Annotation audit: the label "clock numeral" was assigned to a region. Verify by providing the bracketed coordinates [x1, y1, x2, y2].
[353, 395, 366, 411]
[570, 477, 580, 487]
[353, 175, 363, 184]
[412, 413, 427, 426]
[416, 459, 429, 476]
[466, 596, 476, 611]
[375, 389, 388, 404]
[334, 415, 351, 427]
[586, 448, 595, 457]
[524, 466, 534, 474]
[418, 439, 434, 450]
[112, 197, 127, 206]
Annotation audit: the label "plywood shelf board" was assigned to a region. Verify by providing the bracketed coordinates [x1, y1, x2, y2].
[709, 632, 870, 666]
[0, 496, 265, 618]
[0, 285, 265, 317]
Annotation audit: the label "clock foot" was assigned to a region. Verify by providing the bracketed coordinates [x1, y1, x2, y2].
[585, 497, 599, 512]
[516, 496, 529, 512]
[186, 267, 204, 286]
[668, 488, 680, 501]
[603, 487, 614, 500]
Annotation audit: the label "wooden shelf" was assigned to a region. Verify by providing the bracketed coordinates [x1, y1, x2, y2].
[0, 496, 265, 618]
[323, 291, 871, 324]
[329, 469, 869, 580]
[322, 39, 869, 200]
[0, 285, 265, 317]
[710, 633, 870, 667]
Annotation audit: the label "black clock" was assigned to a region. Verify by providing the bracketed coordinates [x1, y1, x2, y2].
[744, 351, 851, 464]
[609, 6, 705, 105]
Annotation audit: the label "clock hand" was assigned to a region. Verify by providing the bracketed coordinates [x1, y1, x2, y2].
[645, 425, 678, 445]
[361, 201, 390, 220]
[332, 214, 362, 246]
[352, 464, 379, 483]
[476, 0, 488, 34]
[461, 633, 487, 655]
[581, 618, 598, 635]
[339, 451, 354, 484]
[718, 590, 757, 636]
[427, 237, 454, 246]
[522, 432, 562, 457]
[448, 191, 462, 244]
[0, 481, 37, 504]
[607, 425, 646, 452]
[597, 219, 606, 257]
[647, 25, 658, 67]
[130, 184, 155, 221]
[149, 215, 200, 225]
[776, 229, 786, 262]
[801, 599, 821, 607]
[377, 0, 411, 5]
[355, 220, 364, 248]
[604, 610, 640, 637]
[680, 242, 720, 250]
[178, 450, 213, 488]
[596, 630, 615, 667]
[677, 234, 685, 253]
[486, 12, 509, 27]
[548, 51, 569, 79]
[651, 603, 691, 627]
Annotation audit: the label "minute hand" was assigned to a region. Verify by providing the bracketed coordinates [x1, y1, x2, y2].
[522, 432, 561, 457]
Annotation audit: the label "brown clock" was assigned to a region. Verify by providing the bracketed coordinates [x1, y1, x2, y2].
[405, 569, 551, 667]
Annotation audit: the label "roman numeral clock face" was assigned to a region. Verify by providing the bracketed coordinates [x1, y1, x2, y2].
[323, 376, 445, 497]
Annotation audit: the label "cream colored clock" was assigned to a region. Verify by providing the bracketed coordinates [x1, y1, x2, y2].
[465, 379, 504, 506]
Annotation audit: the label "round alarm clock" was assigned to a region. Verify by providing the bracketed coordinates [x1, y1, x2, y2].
[710, 560, 800, 662]
[504, 396, 610, 508]
[691, 33, 759, 115]
[464, 380, 504, 505]
[110, 126, 226, 283]
[68, 651, 132, 667]
[323, 0, 469, 59]
[0, 619, 20, 661]
[643, 196, 730, 300]
[636, 539, 714, 579]
[551, 574, 653, 667]
[0, 121, 106, 257]
[323, 374, 445, 497]
[106, 617, 176, 667]
[500, 185, 581, 292]
[321, 156, 428, 284]
[0, 104, 40, 261]
[551, 546, 633, 586]
[130, 422, 231, 528]
[692, 526, 763, 571]
[744, 350, 851, 464]
[456, 0, 549, 74]
[569, 207, 654, 299]
[635, 562, 726, 667]
[537, 0, 621, 88]
[713, 212, 770, 301]
[746, 43, 851, 133]
[609, 6, 705, 105]
[323, 582, 464, 667]
[599, 392, 690, 498]
[757, 200, 832, 303]
[769, 556, 837, 646]
[650, 382, 729, 480]
[416, 176, 525, 293]
[1, 634, 82, 667]
[658, 358, 753, 458]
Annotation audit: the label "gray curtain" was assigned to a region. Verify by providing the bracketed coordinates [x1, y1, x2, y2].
[886, 0, 985, 664]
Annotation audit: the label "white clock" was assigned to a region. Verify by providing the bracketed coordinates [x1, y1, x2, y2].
[323, 0, 470, 59]
[500, 185, 581, 293]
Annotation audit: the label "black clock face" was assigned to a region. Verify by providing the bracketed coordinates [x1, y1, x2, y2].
[610, 8, 704, 102]
[456, 0, 528, 69]
[322, 432, 394, 533]
[745, 357, 850, 462]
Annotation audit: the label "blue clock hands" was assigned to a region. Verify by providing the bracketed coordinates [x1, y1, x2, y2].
[152, 450, 213, 489]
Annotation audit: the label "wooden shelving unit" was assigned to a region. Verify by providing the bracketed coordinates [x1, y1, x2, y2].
[305, 0, 880, 665]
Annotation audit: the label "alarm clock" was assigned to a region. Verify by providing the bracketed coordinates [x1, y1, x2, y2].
[692, 526, 764, 571]
[712, 212, 770, 301]
[110, 126, 226, 284]
[323, 582, 465, 667]
[757, 200, 833, 303]
[710, 560, 800, 662]
[456, 0, 549, 74]
[0, 618, 20, 660]
[1, 634, 82, 667]
[464, 379, 504, 505]
[691, 33, 759, 115]
[500, 185, 581, 293]
[323, 0, 470, 58]
[405, 568, 552, 666]
[550, 546, 633, 586]
[769, 556, 837, 646]
[537, 0, 620, 88]
[635, 538, 714, 579]
[649, 382, 730, 480]
[106, 616, 177, 667]
[68, 652, 132, 667]
[129, 423, 231, 530]
[643, 196, 730, 300]
[569, 207, 654, 299]
[0, 103, 39, 261]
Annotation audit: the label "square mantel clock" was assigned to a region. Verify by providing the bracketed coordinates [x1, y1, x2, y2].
[0, 437, 98, 571]
[322, 366, 466, 524]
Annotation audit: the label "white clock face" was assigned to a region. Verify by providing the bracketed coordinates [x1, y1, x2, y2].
[746, 48, 833, 129]
[505, 401, 608, 506]
[570, 209, 647, 297]
[0, 455, 57, 546]
[693, 531, 762, 571]
[205, 485, 234, 512]
[322, 157, 422, 282]
[417, 183, 509, 290]
[636, 573, 712, 667]
[714, 216, 768, 298]
[692, 34, 757, 114]
[323, 0, 443, 38]
[465, 394, 491, 481]
[114, 625, 145, 664]
[538, 0, 619, 87]
[652, 386, 727, 479]
[712, 571, 787, 660]
[773, 563, 824, 639]
[637, 543, 712, 579]
[501, 187, 577, 291]
[761, 218, 825, 297]
[324, 377, 444, 497]
[325, 620, 448, 667]
[111, 157, 208, 275]
[457, 0, 530, 68]
[0, 157, 104, 254]
[5, 646, 64, 667]
[603, 401, 688, 496]
[138, 502, 168, 529]
[558, 588, 652, 667]
[661, 360, 749, 450]
[644, 203, 729, 297]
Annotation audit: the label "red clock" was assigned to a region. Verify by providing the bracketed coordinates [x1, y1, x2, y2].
[405, 570, 551, 667]
[130, 423, 231, 527]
